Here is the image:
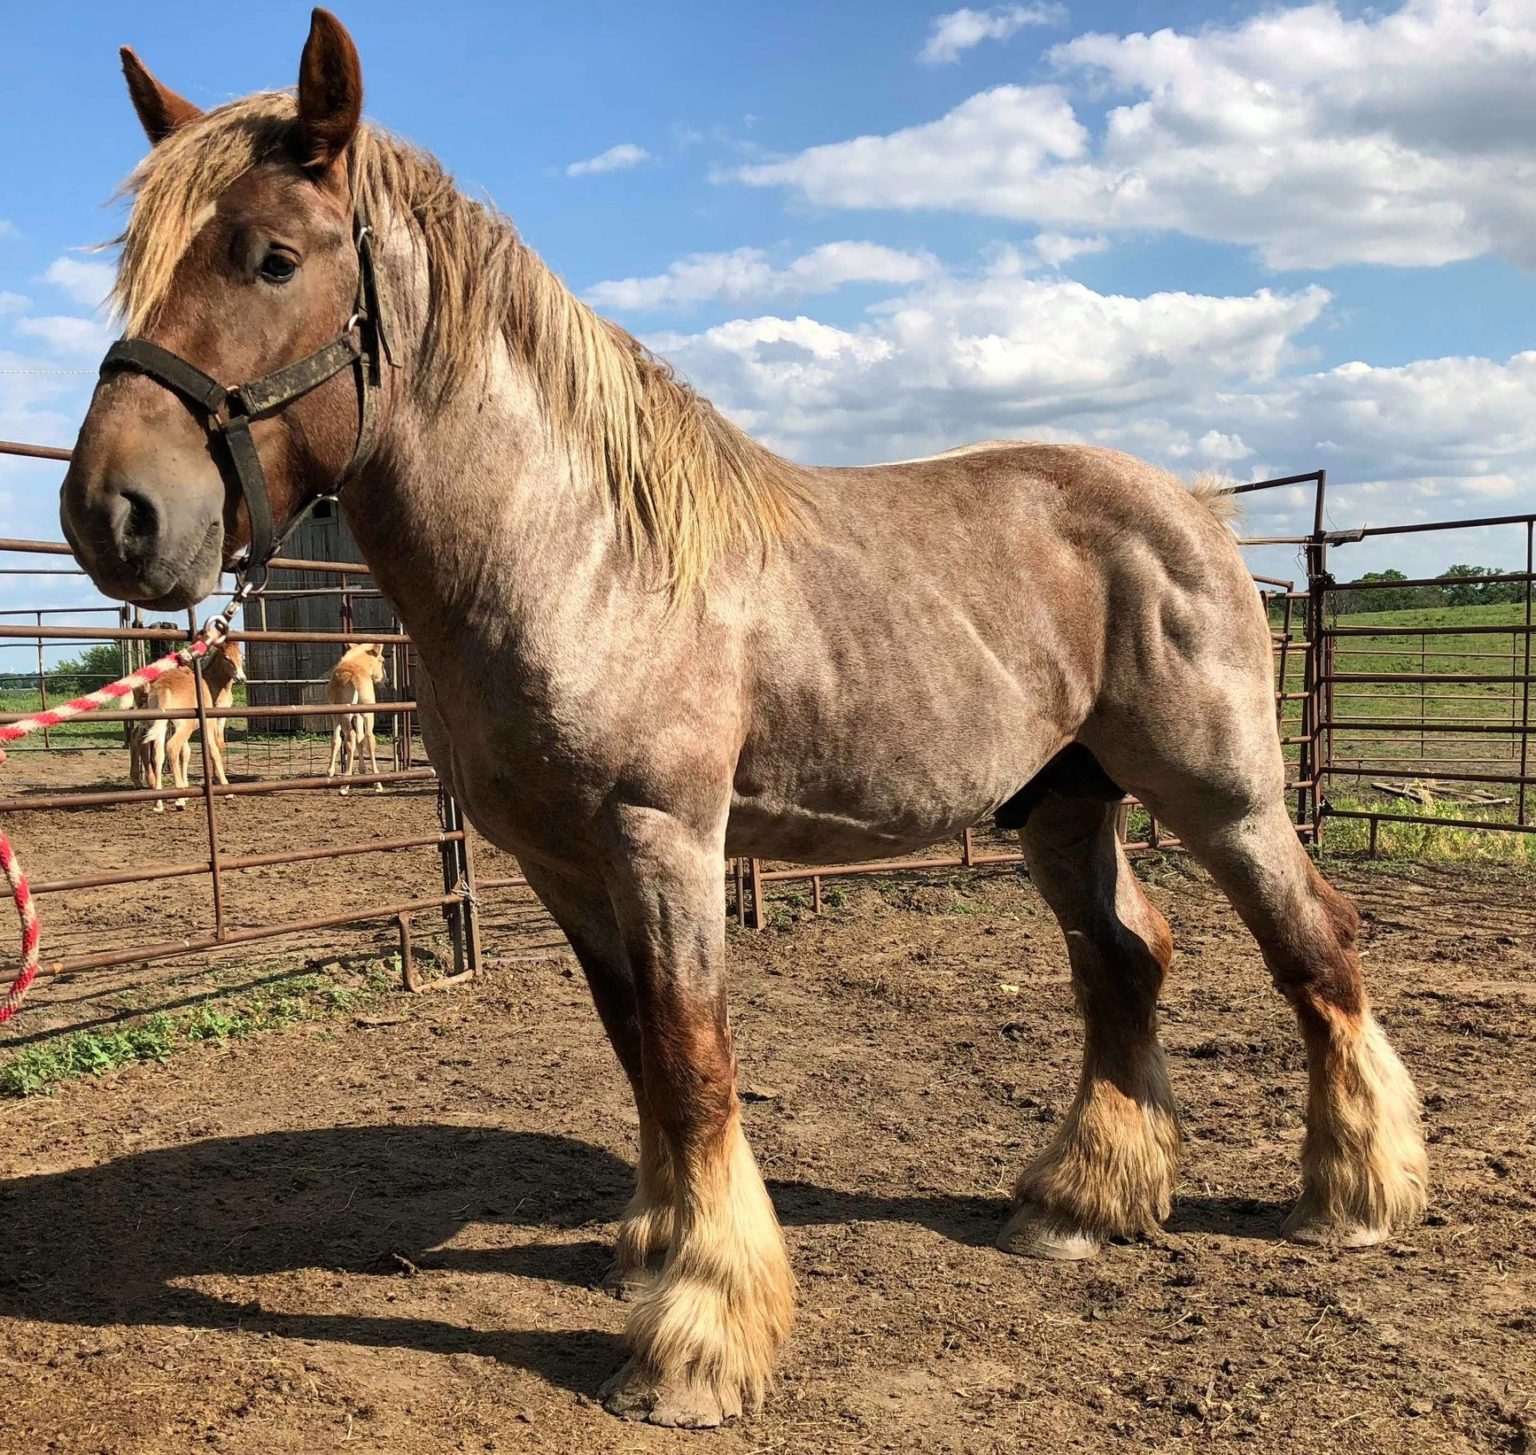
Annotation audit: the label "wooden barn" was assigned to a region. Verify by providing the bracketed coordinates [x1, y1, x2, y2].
[244, 502, 409, 736]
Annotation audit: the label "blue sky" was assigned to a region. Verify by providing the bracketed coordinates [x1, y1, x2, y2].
[3, 0, 1534, 612]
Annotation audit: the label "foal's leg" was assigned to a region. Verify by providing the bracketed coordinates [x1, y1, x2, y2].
[325, 718, 345, 789]
[520, 863, 675, 1292]
[365, 712, 384, 792]
[147, 725, 166, 813]
[169, 722, 193, 810]
[206, 719, 230, 787]
[1000, 795, 1179, 1260]
[599, 806, 794, 1428]
[339, 718, 358, 797]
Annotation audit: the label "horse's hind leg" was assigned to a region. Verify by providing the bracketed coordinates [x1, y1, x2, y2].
[1154, 790, 1427, 1244]
[365, 713, 383, 792]
[999, 795, 1180, 1260]
[1087, 593, 1427, 1245]
[170, 724, 193, 810]
[147, 727, 166, 813]
[339, 719, 358, 796]
[326, 719, 345, 791]
[521, 861, 675, 1296]
[207, 719, 230, 786]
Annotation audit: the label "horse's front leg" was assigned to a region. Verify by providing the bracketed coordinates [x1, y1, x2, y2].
[599, 805, 795, 1428]
[519, 861, 676, 1294]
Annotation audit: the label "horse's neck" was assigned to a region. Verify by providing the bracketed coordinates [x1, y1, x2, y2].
[345, 343, 631, 684]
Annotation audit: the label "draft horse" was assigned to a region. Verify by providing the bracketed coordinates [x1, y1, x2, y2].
[60, 11, 1426, 1429]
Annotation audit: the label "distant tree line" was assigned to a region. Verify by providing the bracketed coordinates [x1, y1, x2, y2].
[1, 622, 183, 698]
[1335, 565, 1530, 613]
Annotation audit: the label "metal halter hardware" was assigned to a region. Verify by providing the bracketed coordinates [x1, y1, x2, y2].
[97, 219, 394, 588]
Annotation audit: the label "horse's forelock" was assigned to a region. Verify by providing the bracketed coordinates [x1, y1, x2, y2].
[111, 91, 300, 334]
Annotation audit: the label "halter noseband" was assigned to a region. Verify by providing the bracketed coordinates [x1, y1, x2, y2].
[97, 218, 393, 587]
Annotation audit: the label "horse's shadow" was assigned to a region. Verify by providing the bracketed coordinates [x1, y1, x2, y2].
[0, 1124, 1004, 1400]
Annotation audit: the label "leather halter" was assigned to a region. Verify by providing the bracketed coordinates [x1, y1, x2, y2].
[97, 219, 393, 587]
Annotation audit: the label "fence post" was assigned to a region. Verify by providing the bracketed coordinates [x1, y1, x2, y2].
[190, 648, 227, 941]
[749, 858, 764, 931]
[434, 770, 481, 985]
[34, 610, 49, 750]
[1521, 520, 1533, 828]
[1304, 470, 1330, 848]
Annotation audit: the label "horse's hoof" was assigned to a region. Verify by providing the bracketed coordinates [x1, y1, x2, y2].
[338, 786, 350, 797]
[599, 1361, 739, 1428]
[374, 784, 384, 794]
[1281, 1199, 1388, 1249]
[599, 1254, 663, 1302]
[997, 1204, 1101, 1260]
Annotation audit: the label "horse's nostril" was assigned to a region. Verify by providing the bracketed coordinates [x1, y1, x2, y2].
[116, 486, 162, 554]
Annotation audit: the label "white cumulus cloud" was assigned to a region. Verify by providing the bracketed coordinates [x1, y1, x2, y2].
[650, 257, 1330, 459]
[737, 0, 1536, 271]
[14, 314, 114, 357]
[919, 4, 1065, 64]
[39, 256, 115, 309]
[586, 241, 939, 311]
[566, 143, 651, 178]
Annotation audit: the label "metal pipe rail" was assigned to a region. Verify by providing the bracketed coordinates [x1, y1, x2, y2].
[0, 701, 419, 727]
[0, 625, 410, 645]
[29, 830, 465, 896]
[0, 767, 437, 814]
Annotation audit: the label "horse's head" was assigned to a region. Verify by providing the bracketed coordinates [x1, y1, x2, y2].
[60, 10, 374, 611]
[352, 642, 387, 684]
[219, 641, 247, 685]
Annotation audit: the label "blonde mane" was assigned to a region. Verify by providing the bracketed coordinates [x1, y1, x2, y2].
[112, 91, 809, 597]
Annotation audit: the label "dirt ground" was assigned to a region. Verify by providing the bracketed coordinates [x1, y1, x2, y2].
[0, 803, 1530, 1453]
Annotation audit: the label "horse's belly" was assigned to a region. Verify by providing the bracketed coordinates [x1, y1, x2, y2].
[725, 745, 1038, 864]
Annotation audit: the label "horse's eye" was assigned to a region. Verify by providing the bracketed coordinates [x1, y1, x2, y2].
[258, 251, 298, 285]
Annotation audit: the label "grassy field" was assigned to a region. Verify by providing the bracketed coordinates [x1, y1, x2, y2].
[1270, 599, 1533, 860]
[0, 678, 256, 751]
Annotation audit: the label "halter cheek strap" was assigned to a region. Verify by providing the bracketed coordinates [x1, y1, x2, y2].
[97, 219, 393, 584]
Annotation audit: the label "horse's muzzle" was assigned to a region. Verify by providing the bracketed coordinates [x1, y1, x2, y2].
[59, 468, 223, 610]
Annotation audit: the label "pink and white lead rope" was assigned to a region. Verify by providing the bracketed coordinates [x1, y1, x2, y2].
[0, 592, 249, 1024]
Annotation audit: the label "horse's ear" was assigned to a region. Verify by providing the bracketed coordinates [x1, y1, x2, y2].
[296, 8, 363, 181]
[120, 48, 202, 145]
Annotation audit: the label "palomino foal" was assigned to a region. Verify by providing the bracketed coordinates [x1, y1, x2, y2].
[137, 641, 244, 811]
[59, 11, 1427, 1428]
[323, 641, 385, 794]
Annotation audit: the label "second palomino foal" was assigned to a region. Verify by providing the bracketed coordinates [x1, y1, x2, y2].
[324, 641, 386, 794]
